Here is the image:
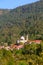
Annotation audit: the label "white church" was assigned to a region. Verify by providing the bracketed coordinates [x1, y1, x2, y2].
[16, 35, 28, 44]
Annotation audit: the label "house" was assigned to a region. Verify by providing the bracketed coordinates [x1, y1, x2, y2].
[28, 40, 41, 44]
[10, 44, 23, 50]
[0, 46, 4, 49]
[16, 45, 23, 50]
[34, 40, 41, 44]
[4, 46, 10, 50]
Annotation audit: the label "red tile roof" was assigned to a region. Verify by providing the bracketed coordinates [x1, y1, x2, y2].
[28, 40, 41, 44]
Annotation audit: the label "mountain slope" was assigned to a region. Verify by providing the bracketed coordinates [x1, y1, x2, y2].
[0, 0, 43, 44]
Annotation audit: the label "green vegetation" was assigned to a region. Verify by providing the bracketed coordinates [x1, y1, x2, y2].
[0, 0, 43, 65]
[0, 42, 43, 65]
[0, 0, 43, 44]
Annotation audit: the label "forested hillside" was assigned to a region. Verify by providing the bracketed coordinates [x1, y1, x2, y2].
[0, 0, 43, 44]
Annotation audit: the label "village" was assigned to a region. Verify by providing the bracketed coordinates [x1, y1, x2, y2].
[0, 35, 41, 50]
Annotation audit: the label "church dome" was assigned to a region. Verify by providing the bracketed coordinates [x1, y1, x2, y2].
[20, 36, 25, 40]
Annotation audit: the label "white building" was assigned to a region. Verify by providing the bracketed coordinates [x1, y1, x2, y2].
[16, 35, 28, 44]
[20, 36, 27, 43]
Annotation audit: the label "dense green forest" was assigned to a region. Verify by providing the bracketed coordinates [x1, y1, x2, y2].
[0, 42, 43, 65]
[0, 0, 43, 44]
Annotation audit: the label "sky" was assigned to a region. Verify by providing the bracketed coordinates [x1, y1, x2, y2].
[0, 0, 39, 9]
